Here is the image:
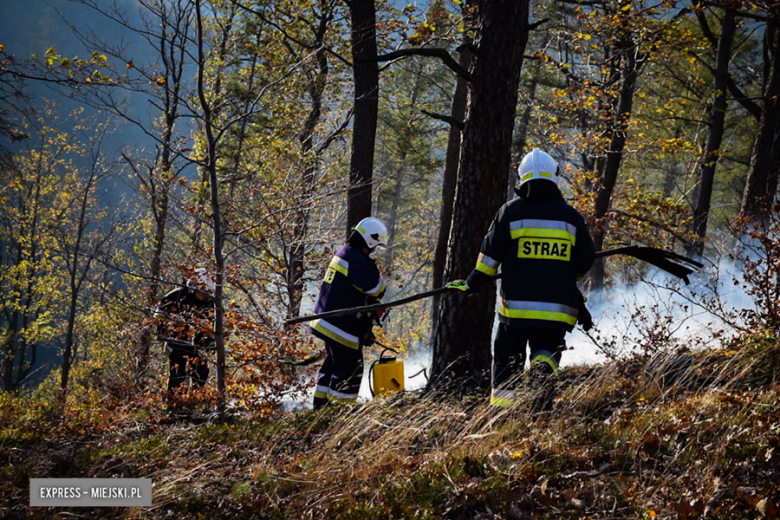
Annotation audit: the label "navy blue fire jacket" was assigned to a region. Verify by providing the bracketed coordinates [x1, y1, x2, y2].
[467, 181, 595, 331]
[310, 244, 386, 348]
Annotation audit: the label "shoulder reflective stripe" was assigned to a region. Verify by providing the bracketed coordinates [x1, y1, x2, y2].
[311, 319, 360, 349]
[531, 351, 559, 375]
[329, 256, 349, 277]
[509, 219, 577, 244]
[499, 299, 578, 326]
[364, 277, 386, 296]
[490, 395, 516, 408]
[476, 253, 499, 276]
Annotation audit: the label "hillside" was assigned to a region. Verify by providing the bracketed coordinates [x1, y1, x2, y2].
[3, 335, 779, 519]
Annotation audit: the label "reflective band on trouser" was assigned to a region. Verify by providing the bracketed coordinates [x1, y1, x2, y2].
[509, 219, 577, 245]
[363, 276, 387, 297]
[530, 350, 559, 375]
[314, 385, 330, 401]
[311, 319, 360, 349]
[499, 300, 578, 326]
[476, 253, 499, 276]
[328, 388, 358, 403]
[490, 388, 517, 408]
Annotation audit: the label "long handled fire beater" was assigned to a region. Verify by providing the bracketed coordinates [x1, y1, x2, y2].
[287, 245, 702, 396]
[286, 245, 703, 326]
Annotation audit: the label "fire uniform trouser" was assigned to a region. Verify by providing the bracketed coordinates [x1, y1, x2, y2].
[490, 324, 566, 408]
[167, 344, 209, 391]
[313, 338, 364, 409]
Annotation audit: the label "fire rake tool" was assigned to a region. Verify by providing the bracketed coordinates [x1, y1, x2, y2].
[284, 245, 703, 326]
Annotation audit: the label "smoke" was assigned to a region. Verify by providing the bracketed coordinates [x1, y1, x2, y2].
[290, 253, 756, 406]
[564, 257, 751, 367]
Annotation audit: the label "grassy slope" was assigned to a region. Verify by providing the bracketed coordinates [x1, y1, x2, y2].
[2, 338, 780, 519]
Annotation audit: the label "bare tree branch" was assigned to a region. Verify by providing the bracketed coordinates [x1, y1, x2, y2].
[374, 48, 470, 81]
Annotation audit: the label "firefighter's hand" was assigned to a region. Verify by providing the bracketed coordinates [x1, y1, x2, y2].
[445, 279, 470, 293]
[360, 330, 376, 347]
[577, 298, 593, 331]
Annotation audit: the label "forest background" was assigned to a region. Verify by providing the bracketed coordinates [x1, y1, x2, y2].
[3, 0, 780, 517]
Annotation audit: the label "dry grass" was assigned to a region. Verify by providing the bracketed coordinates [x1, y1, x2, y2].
[2, 336, 780, 519]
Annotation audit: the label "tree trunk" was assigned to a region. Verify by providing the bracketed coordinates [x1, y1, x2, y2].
[430, 41, 472, 335]
[346, 0, 379, 233]
[287, 37, 328, 321]
[61, 286, 79, 390]
[590, 30, 642, 289]
[509, 58, 541, 198]
[430, 0, 530, 386]
[384, 149, 407, 271]
[195, 0, 226, 413]
[690, 9, 737, 256]
[741, 6, 780, 218]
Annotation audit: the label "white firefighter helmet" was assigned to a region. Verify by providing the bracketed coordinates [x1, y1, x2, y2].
[517, 148, 559, 186]
[188, 267, 216, 296]
[354, 217, 389, 249]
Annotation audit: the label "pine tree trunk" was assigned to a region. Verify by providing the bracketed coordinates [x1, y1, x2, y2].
[346, 0, 378, 233]
[430, 40, 472, 335]
[690, 9, 736, 256]
[430, 0, 530, 386]
[741, 6, 780, 218]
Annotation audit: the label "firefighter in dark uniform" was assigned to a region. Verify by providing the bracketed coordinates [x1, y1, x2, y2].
[311, 218, 389, 409]
[447, 149, 595, 409]
[154, 268, 215, 393]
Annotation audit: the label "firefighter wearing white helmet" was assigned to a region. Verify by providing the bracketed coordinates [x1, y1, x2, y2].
[353, 217, 389, 249]
[309, 217, 389, 409]
[517, 148, 559, 186]
[446, 148, 596, 411]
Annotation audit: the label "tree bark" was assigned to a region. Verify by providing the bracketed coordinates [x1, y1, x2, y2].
[195, 0, 226, 413]
[430, 40, 472, 335]
[383, 149, 407, 271]
[287, 24, 329, 321]
[590, 60, 638, 287]
[346, 0, 379, 234]
[430, 0, 530, 386]
[589, 8, 647, 289]
[741, 6, 780, 218]
[509, 58, 541, 198]
[690, 8, 737, 256]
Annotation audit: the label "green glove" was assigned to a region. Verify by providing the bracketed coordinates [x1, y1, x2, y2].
[445, 279, 470, 293]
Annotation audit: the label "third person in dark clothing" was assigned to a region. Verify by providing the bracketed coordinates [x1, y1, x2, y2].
[447, 149, 596, 409]
[310, 218, 388, 409]
[154, 268, 215, 394]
